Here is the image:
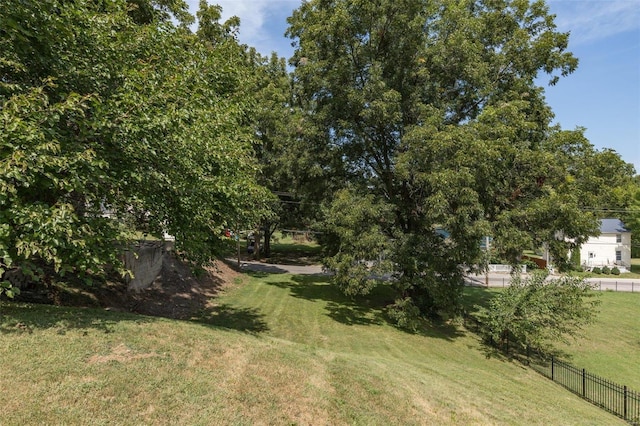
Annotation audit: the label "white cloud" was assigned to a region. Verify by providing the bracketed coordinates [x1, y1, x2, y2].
[549, 0, 640, 44]
[183, 0, 640, 56]
[212, 1, 269, 43]
[185, 0, 300, 56]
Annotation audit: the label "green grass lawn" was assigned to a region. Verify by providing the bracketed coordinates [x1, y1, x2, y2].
[262, 232, 322, 265]
[1, 271, 626, 425]
[553, 291, 640, 390]
[566, 258, 640, 279]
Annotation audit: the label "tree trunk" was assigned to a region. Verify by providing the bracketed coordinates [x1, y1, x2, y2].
[263, 231, 271, 257]
[254, 229, 261, 260]
[262, 220, 279, 258]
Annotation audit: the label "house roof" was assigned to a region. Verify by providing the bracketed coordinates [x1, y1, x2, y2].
[600, 218, 629, 233]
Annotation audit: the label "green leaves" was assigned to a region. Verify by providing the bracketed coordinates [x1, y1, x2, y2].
[0, 280, 20, 299]
[474, 272, 600, 354]
[286, 0, 609, 321]
[320, 189, 395, 296]
[1, 0, 271, 287]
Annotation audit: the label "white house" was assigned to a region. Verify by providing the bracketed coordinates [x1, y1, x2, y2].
[580, 218, 632, 270]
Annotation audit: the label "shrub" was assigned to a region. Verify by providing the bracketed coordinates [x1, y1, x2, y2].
[521, 259, 538, 271]
[569, 249, 581, 270]
[602, 266, 611, 275]
[473, 271, 600, 355]
[592, 267, 601, 274]
[387, 297, 421, 332]
[611, 267, 621, 275]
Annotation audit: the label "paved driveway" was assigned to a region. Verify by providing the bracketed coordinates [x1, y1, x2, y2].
[228, 259, 325, 275]
[232, 259, 640, 293]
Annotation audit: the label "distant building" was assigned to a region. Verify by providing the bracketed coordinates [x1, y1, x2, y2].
[580, 218, 631, 270]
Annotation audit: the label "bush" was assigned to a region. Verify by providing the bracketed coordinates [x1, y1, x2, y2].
[521, 259, 538, 271]
[602, 266, 611, 275]
[569, 249, 581, 271]
[387, 297, 421, 331]
[592, 267, 602, 274]
[611, 267, 621, 275]
[473, 271, 600, 355]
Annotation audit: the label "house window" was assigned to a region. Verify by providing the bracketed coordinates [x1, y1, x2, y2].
[616, 251, 622, 262]
[616, 234, 622, 243]
[588, 252, 595, 259]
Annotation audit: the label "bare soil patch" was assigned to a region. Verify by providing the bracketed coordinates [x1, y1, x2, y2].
[87, 343, 158, 364]
[121, 253, 241, 319]
[16, 253, 243, 321]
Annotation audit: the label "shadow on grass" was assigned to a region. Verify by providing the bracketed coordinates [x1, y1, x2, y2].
[1, 253, 270, 336]
[265, 242, 322, 266]
[461, 286, 500, 312]
[193, 304, 269, 334]
[0, 300, 270, 336]
[475, 337, 575, 367]
[242, 265, 289, 275]
[264, 275, 388, 327]
[0, 302, 151, 335]
[417, 321, 466, 340]
[1, 299, 269, 336]
[294, 275, 391, 327]
[263, 274, 464, 340]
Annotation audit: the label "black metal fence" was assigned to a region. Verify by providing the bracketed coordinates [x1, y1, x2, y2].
[533, 357, 640, 425]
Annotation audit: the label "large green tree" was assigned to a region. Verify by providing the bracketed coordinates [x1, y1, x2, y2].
[248, 48, 338, 258]
[246, 51, 296, 257]
[542, 129, 636, 266]
[0, 0, 269, 294]
[622, 175, 640, 258]
[286, 0, 616, 321]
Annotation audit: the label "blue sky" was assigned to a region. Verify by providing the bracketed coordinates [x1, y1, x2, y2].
[187, 0, 640, 172]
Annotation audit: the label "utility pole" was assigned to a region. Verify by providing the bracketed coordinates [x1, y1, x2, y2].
[236, 226, 241, 268]
[485, 236, 490, 288]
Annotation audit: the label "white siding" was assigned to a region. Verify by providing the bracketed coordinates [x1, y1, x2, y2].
[580, 232, 632, 268]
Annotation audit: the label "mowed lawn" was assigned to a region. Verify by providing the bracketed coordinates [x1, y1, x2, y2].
[464, 286, 640, 392]
[0, 271, 626, 425]
[553, 291, 640, 391]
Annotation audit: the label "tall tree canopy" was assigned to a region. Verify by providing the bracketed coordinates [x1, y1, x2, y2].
[248, 48, 335, 258]
[286, 0, 631, 322]
[0, 0, 270, 294]
[622, 175, 640, 258]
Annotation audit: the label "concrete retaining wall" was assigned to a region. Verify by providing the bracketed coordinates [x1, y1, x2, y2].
[123, 241, 167, 292]
[2, 268, 29, 289]
[2, 241, 168, 292]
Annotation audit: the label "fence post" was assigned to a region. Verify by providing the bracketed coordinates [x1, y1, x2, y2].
[616, 281, 618, 291]
[582, 369, 586, 397]
[551, 356, 554, 381]
[624, 385, 627, 420]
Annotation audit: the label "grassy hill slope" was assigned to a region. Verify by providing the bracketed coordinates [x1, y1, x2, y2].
[0, 270, 624, 425]
[554, 291, 640, 390]
[464, 286, 640, 392]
